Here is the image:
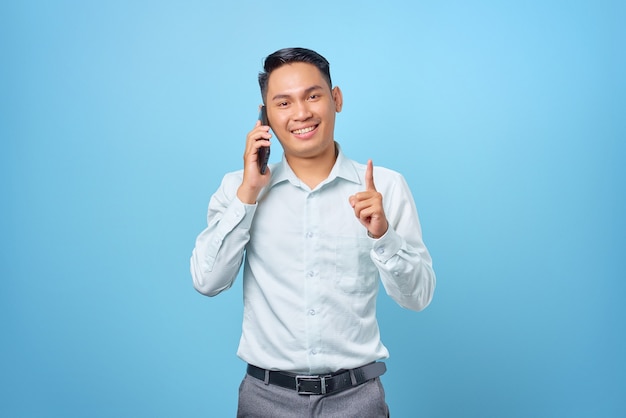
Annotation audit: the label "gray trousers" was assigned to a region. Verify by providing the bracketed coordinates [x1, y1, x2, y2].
[236, 373, 390, 418]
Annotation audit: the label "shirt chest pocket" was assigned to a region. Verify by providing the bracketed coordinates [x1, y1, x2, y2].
[334, 236, 379, 294]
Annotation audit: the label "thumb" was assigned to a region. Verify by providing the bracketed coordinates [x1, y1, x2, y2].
[365, 159, 377, 191]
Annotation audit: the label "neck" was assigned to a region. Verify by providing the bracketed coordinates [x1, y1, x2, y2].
[286, 143, 338, 189]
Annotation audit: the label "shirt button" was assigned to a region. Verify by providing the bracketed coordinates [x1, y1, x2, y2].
[306, 232, 314, 238]
[377, 247, 385, 255]
[307, 271, 315, 278]
[309, 309, 316, 316]
[311, 350, 317, 355]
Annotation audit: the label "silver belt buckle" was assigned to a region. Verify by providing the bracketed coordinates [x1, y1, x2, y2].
[295, 375, 327, 395]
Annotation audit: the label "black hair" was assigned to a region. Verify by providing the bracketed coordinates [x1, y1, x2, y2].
[258, 47, 332, 103]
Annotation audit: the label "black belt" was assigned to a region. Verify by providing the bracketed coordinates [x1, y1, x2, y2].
[247, 362, 386, 395]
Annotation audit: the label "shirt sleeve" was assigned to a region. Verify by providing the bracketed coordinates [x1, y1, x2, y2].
[190, 172, 256, 296]
[369, 173, 436, 311]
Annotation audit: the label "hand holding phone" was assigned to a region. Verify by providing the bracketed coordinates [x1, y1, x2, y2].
[257, 106, 271, 174]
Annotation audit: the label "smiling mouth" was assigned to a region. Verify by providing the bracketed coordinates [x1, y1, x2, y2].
[291, 125, 318, 135]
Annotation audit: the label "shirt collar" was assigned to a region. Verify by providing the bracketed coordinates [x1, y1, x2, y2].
[267, 143, 362, 190]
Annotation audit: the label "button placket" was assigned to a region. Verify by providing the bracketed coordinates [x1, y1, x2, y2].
[303, 191, 323, 367]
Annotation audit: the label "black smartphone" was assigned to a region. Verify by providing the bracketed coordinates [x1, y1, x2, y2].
[257, 106, 270, 174]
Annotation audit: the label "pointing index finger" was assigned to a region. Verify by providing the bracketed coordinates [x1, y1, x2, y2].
[366, 159, 376, 191]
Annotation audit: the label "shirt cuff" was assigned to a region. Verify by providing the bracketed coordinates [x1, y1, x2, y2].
[369, 227, 402, 264]
[222, 197, 257, 231]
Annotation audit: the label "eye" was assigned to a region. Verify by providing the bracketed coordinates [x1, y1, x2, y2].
[277, 101, 289, 107]
[308, 94, 320, 100]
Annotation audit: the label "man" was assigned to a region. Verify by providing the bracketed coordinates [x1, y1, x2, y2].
[190, 47, 435, 417]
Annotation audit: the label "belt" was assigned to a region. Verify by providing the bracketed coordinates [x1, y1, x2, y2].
[246, 362, 386, 395]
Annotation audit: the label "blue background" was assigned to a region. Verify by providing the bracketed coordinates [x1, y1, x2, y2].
[1, 1, 624, 417]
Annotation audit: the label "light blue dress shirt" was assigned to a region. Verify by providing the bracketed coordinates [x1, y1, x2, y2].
[191, 146, 435, 374]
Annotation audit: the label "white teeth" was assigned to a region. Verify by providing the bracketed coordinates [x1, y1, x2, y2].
[292, 126, 316, 135]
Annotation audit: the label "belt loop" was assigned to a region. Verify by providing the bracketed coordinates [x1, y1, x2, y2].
[349, 369, 357, 386]
[264, 370, 270, 385]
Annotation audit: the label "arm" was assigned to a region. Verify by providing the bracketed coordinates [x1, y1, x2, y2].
[349, 161, 436, 311]
[190, 116, 272, 296]
[190, 174, 256, 296]
[369, 186, 436, 311]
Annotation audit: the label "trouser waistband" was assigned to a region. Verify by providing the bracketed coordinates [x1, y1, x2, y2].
[246, 362, 386, 396]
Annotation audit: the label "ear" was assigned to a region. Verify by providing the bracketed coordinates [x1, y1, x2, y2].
[332, 86, 343, 113]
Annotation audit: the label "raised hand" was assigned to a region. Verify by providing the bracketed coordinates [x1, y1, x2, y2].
[237, 111, 272, 204]
[348, 160, 389, 238]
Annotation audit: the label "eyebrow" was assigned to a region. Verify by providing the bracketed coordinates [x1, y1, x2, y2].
[271, 85, 325, 102]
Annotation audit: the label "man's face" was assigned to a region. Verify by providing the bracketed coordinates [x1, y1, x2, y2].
[265, 62, 342, 161]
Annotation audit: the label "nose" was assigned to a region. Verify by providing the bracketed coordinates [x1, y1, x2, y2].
[293, 100, 313, 121]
